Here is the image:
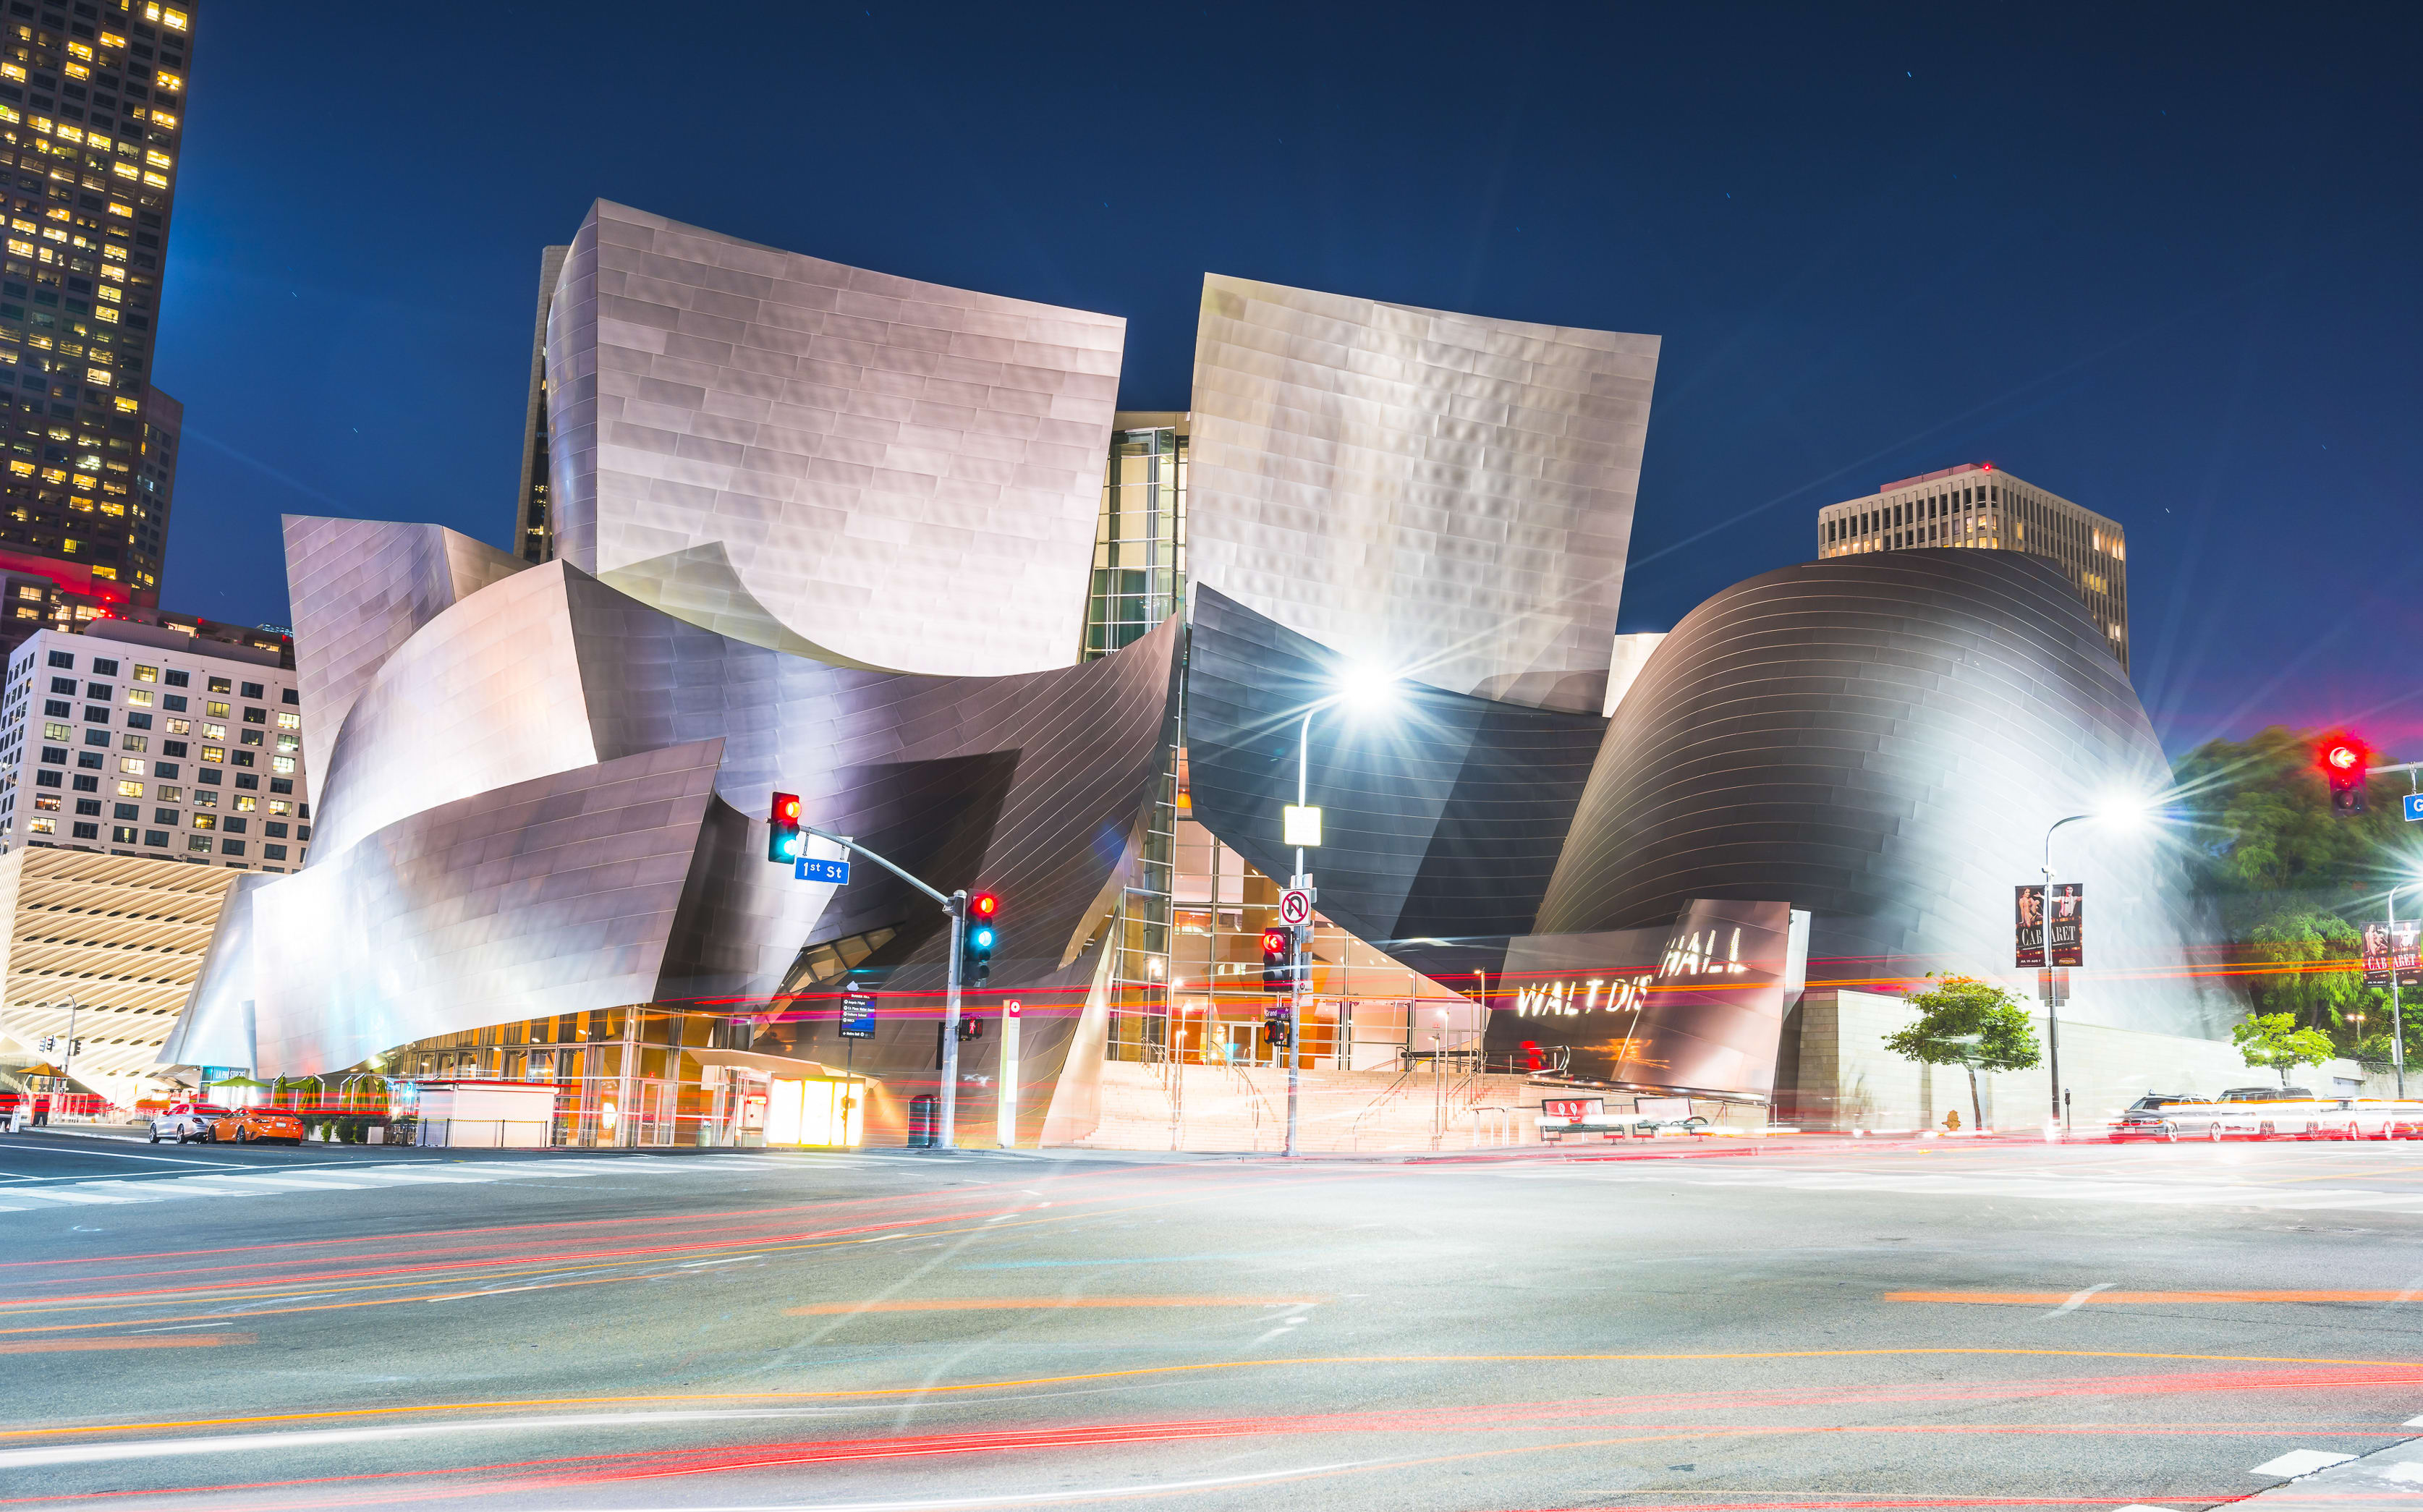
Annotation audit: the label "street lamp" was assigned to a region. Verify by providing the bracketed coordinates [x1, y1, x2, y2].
[2040, 799, 2153, 1133]
[1278, 662, 1401, 1156]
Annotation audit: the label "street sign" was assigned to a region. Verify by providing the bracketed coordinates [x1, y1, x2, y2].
[2405, 792, 2423, 823]
[1278, 888, 1314, 928]
[839, 993, 876, 1039]
[794, 857, 852, 884]
[1283, 804, 1323, 847]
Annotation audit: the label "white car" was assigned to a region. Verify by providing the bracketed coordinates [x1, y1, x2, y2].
[148, 1103, 226, 1143]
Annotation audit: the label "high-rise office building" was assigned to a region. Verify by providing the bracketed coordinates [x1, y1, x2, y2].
[0, 1, 194, 624]
[1816, 462, 2129, 671]
[512, 245, 567, 564]
[0, 616, 307, 872]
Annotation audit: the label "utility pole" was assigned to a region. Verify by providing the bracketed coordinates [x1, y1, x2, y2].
[795, 821, 967, 1148]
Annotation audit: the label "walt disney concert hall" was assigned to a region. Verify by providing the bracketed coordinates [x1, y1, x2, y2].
[160, 200, 2224, 1148]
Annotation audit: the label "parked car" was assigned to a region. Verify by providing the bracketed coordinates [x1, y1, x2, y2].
[205, 1107, 305, 1145]
[2218, 1086, 2314, 1102]
[2111, 1092, 2221, 1141]
[148, 1102, 229, 1144]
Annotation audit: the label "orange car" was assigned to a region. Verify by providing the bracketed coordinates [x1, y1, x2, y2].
[205, 1108, 305, 1145]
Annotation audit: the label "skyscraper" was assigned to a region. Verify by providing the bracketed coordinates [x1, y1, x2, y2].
[0, 1, 194, 629]
[512, 245, 567, 564]
[1816, 463, 2130, 671]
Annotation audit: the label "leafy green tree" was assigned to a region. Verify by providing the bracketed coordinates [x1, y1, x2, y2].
[1883, 974, 2044, 1131]
[2241, 909, 2372, 1033]
[2230, 1012, 2336, 1087]
[2171, 727, 2403, 894]
[2170, 728, 2423, 1049]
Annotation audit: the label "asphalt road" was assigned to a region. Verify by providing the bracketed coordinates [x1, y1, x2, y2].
[3, 1129, 2422, 1511]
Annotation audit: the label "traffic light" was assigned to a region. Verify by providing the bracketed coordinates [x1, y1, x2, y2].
[767, 792, 804, 863]
[962, 891, 1000, 988]
[2320, 736, 2369, 817]
[35, 1035, 54, 1054]
[1263, 1008, 1291, 1048]
[1261, 927, 1291, 993]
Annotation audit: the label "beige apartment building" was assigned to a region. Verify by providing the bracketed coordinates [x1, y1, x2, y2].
[1817, 463, 2129, 671]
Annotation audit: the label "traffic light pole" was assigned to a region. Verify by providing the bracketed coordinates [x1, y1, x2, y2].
[941, 894, 966, 1147]
[795, 821, 967, 1147]
[1288, 712, 1310, 1159]
[2390, 885, 2409, 1101]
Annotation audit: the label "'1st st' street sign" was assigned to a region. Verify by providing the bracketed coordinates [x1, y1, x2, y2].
[795, 857, 852, 884]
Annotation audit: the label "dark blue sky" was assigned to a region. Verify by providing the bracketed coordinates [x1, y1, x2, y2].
[156, 1, 2422, 755]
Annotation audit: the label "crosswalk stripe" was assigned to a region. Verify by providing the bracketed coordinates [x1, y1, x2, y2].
[0, 1156, 711, 1214]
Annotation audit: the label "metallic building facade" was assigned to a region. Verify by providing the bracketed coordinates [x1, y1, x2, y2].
[1184, 585, 1606, 951]
[1186, 275, 1658, 713]
[1535, 551, 2221, 1037]
[546, 200, 1126, 678]
[169, 534, 1182, 1083]
[166, 199, 2227, 1137]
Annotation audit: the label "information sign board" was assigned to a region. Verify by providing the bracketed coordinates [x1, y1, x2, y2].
[839, 993, 876, 1040]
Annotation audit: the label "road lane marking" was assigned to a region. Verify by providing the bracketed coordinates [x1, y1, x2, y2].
[4, 1346, 2418, 1442]
[786, 1296, 1325, 1314]
[0, 1144, 246, 1165]
[1892, 1290, 2423, 1304]
[2044, 1284, 2116, 1317]
[0, 1333, 255, 1354]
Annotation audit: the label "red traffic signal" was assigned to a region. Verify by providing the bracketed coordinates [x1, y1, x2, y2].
[2319, 735, 2370, 816]
[969, 891, 1000, 922]
[767, 791, 804, 863]
[1260, 928, 1291, 993]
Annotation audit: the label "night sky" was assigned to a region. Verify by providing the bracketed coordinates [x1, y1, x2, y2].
[155, 2, 2422, 756]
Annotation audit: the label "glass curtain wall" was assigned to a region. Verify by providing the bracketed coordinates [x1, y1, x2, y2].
[1084, 420, 1187, 1057]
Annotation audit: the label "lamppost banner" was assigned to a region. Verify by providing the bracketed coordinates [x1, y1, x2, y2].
[2014, 885, 2045, 969]
[2048, 883, 2084, 968]
[2362, 919, 2422, 986]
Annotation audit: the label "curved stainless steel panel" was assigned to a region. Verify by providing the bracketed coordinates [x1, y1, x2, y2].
[546, 200, 1125, 679]
[250, 739, 729, 1076]
[1187, 274, 1658, 712]
[282, 517, 527, 807]
[1537, 551, 2223, 1036]
[1184, 585, 1605, 948]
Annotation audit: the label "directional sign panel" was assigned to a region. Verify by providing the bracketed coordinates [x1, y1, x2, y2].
[839, 993, 876, 1039]
[795, 857, 852, 884]
[1278, 888, 1313, 928]
[2404, 792, 2423, 823]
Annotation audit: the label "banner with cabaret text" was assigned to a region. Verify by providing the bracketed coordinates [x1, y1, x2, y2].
[2362, 919, 2422, 987]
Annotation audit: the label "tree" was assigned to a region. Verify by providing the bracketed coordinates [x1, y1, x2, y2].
[1883, 975, 2044, 1131]
[2171, 727, 2403, 895]
[2231, 1012, 2336, 1088]
[2241, 909, 2374, 1035]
